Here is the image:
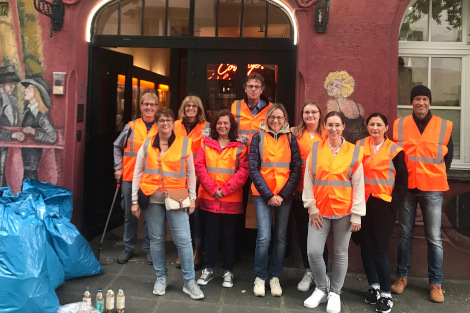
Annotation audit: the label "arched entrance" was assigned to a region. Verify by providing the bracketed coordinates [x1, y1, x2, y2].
[82, 0, 298, 238]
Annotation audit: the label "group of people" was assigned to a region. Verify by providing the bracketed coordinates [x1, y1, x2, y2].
[113, 72, 453, 313]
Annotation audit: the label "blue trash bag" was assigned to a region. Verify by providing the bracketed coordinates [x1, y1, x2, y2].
[22, 179, 73, 220]
[43, 214, 103, 280]
[1, 192, 65, 290]
[0, 200, 60, 313]
[0, 187, 14, 197]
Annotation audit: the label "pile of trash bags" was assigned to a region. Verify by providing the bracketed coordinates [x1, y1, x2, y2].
[0, 180, 103, 313]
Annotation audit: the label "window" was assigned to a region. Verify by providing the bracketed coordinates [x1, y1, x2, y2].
[95, 0, 291, 39]
[398, 0, 470, 168]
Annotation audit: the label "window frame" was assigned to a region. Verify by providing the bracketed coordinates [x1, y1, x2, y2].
[398, 0, 470, 169]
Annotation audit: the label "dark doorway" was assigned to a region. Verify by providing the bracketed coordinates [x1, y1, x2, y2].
[83, 47, 133, 239]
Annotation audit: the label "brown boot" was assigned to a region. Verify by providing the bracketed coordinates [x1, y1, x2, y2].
[193, 246, 203, 271]
[430, 284, 444, 303]
[391, 277, 407, 294]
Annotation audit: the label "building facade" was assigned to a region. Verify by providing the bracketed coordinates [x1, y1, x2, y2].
[1, 0, 469, 278]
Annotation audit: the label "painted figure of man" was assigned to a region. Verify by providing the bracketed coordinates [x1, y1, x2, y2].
[391, 85, 453, 303]
[0, 65, 24, 186]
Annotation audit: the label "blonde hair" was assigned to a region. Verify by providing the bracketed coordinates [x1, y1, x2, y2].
[33, 86, 49, 114]
[140, 92, 158, 105]
[294, 100, 323, 139]
[324, 71, 355, 98]
[265, 103, 288, 132]
[178, 95, 206, 123]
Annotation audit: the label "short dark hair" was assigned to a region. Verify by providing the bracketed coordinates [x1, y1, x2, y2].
[366, 112, 388, 126]
[324, 110, 345, 124]
[155, 108, 174, 122]
[211, 109, 239, 142]
[244, 72, 265, 89]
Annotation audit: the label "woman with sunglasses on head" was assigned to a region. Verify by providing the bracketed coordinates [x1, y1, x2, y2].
[195, 109, 249, 288]
[353, 113, 408, 313]
[250, 103, 301, 297]
[131, 108, 204, 300]
[303, 111, 365, 313]
[291, 101, 329, 292]
[174, 95, 209, 269]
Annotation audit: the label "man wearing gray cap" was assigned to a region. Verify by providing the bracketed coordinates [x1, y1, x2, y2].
[392, 85, 453, 303]
[0, 65, 25, 186]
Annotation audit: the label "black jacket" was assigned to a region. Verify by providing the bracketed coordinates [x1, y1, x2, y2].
[249, 128, 301, 201]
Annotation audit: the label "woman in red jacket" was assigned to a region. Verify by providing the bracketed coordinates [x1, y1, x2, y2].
[195, 109, 249, 288]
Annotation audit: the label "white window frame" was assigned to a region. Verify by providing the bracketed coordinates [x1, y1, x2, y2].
[398, 0, 470, 169]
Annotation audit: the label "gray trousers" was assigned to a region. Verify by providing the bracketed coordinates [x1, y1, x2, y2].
[307, 215, 352, 294]
[121, 181, 150, 252]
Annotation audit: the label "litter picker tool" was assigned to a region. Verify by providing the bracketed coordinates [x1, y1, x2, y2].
[96, 182, 121, 261]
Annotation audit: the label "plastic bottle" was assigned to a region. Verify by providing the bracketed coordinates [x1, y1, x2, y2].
[116, 288, 125, 313]
[84, 286, 92, 308]
[95, 288, 104, 312]
[105, 288, 115, 313]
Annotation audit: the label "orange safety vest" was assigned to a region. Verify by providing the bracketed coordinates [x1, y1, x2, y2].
[357, 137, 402, 202]
[174, 119, 209, 160]
[251, 130, 291, 196]
[139, 136, 192, 196]
[122, 119, 158, 181]
[198, 143, 247, 202]
[291, 127, 322, 192]
[308, 139, 364, 217]
[231, 99, 273, 145]
[393, 115, 452, 191]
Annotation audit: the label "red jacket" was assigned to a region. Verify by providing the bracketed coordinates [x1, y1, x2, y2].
[195, 136, 249, 214]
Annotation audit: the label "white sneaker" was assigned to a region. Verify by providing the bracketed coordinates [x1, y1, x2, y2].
[270, 277, 282, 297]
[297, 272, 314, 292]
[253, 277, 265, 297]
[326, 292, 341, 313]
[222, 271, 234, 288]
[304, 288, 328, 308]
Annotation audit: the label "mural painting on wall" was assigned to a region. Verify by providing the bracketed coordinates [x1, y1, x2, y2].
[0, 0, 62, 194]
[324, 71, 368, 143]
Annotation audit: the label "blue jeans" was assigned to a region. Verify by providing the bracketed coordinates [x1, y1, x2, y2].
[121, 181, 149, 252]
[142, 203, 194, 281]
[397, 190, 443, 285]
[253, 196, 292, 280]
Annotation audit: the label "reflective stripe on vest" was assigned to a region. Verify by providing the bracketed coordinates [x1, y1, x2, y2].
[252, 130, 291, 196]
[140, 136, 191, 195]
[358, 137, 402, 202]
[122, 119, 158, 181]
[309, 139, 363, 216]
[232, 100, 272, 145]
[198, 142, 246, 202]
[393, 115, 452, 191]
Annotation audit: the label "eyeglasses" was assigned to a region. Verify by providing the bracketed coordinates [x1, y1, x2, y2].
[157, 119, 172, 124]
[246, 85, 262, 90]
[304, 110, 320, 115]
[185, 104, 198, 109]
[141, 102, 157, 107]
[268, 115, 285, 121]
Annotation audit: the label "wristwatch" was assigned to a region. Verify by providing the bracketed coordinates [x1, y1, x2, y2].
[132, 201, 138, 205]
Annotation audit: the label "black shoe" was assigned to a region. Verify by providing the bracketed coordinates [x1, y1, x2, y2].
[117, 249, 134, 264]
[376, 297, 393, 313]
[365, 288, 380, 304]
[146, 252, 153, 265]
